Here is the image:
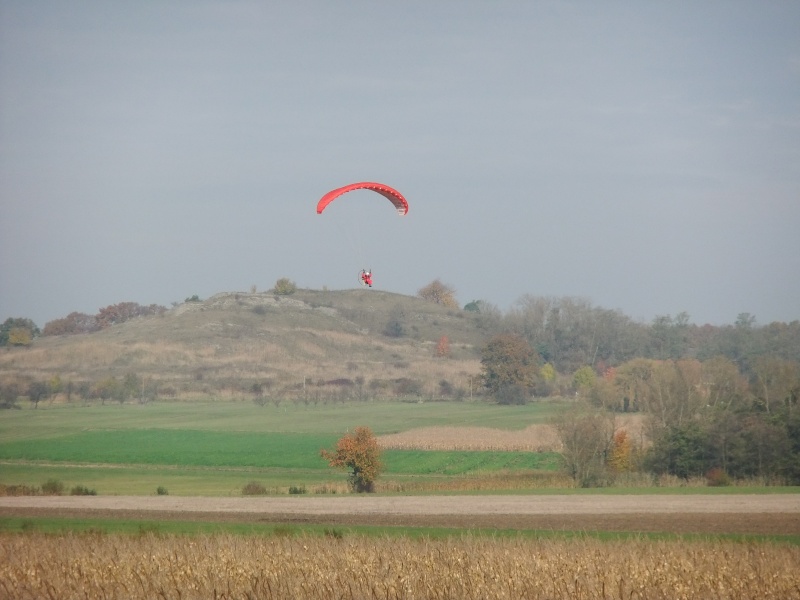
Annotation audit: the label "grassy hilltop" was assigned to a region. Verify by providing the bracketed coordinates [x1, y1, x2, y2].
[1, 288, 492, 403]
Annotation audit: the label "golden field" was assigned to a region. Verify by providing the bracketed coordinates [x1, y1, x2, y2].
[1, 532, 798, 599]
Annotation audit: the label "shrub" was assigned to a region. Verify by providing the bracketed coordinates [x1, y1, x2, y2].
[41, 479, 64, 495]
[0, 483, 39, 496]
[393, 377, 423, 396]
[288, 485, 307, 495]
[70, 485, 97, 496]
[156, 486, 169, 496]
[273, 278, 297, 295]
[242, 481, 267, 495]
[706, 467, 731, 487]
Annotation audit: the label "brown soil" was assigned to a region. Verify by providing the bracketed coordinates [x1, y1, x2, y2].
[2, 494, 798, 536]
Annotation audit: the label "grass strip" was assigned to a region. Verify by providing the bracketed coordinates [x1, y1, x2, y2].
[2, 516, 798, 546]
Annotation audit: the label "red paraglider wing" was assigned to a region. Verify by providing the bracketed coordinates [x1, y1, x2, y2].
[316, 182, 408, 216]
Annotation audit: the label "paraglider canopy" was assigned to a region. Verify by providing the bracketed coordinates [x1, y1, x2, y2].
[316, 182, 408, 216]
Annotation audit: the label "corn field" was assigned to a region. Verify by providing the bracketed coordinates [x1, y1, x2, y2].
[1, 532, 798, 599]
[378, 425, 562, 452]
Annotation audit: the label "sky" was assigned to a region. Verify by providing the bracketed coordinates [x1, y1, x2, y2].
[2, 1, 799, 328]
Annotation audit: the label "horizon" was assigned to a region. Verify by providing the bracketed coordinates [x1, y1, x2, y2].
[2, 2, 799, 328]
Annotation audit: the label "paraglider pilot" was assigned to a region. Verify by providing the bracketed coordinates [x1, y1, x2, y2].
[361, 270, 373, 287]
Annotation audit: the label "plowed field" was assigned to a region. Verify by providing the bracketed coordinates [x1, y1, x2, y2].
[2, 494, 798, 535]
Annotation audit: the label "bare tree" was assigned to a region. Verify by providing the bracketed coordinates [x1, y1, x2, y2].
[553, 405, 615, 487]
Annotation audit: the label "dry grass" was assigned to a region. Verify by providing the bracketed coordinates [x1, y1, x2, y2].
[379, 425, 563, 452]
[0, 290, 483, 401]
[375, 471, 575, 492]
[1, 532, 797, 599]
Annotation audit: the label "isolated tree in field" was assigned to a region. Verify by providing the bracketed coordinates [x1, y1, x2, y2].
[481, 333, 539, 402]
[273, 277, 297, 295]
[418, 279, 458, 308]
[320, 426, 383, 492]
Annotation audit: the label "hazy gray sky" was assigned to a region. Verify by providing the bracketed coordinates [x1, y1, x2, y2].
[2, 1, 799, 327]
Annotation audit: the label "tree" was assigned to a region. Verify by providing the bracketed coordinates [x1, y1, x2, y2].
[95, 302, 166, 328]
[554, 406, 615, 487]
[572, 366, 596, 393]
[251, 382, 267, 406]
[273, 277, 297, 295]
[7, 327, 33, 346]
[608, 429, 633, 474]
[752, 356, 799, 414]
[48, 375, 63, 403]
[383, 305, 407, 338]
[27, 380, 49, 408]
[0, 382, 22, 408]
[480, 333, 539, 402]
[122, 372, 141, 403]
[418, 279, 458, 308]
[93, 377, 121, 405]
[539, 363, 556, 383]
[646, 422, 710, 479]
[435, 335, 450, 358]
[43, 312, 99, 336]
[0, 318, 39, 346]
[320, 426, 383, 492]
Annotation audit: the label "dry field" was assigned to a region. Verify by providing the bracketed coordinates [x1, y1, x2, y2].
[1, 532, 798, 599]
[377, 414, 647, 452]
[2, 495, 799, 599]
[378, 424, 562, 452]
[2, 493, 798, 535]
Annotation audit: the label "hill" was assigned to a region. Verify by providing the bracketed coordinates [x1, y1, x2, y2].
[1, 289, 491, 403]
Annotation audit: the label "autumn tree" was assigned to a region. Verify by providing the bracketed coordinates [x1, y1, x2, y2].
[480, 333, 539, 404]
[0, 318, 39, 346]
[273, 277, 297, 295]
[572, 365, 597, 393]
[418, 279, 458, 308]
[435, 335, 450, 358]
[96, 303, 166, 328]
[320, 426, 383, 492]
[43, 312, 99, 336]
[608, 429, 633, 474]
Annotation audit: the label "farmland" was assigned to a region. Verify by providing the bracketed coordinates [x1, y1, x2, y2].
[2, 400, 800, 598]
[0, 400, 567, 495]
[1, 528, 799, 599]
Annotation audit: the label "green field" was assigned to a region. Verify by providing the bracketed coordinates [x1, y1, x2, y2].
[0, 400, 564, 495]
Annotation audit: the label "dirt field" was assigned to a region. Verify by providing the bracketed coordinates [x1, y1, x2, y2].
[2, 494, 798, 535]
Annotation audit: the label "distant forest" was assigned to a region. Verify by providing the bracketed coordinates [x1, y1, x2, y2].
[469, 296, 800, 375]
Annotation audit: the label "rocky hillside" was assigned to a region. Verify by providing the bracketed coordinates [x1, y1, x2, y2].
[1, 289, 493, 402]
